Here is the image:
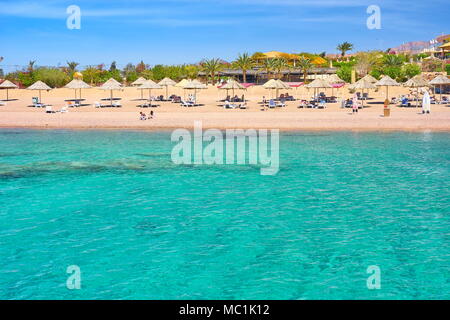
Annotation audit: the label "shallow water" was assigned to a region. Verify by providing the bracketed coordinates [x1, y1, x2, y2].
[0, 129, 449, 299]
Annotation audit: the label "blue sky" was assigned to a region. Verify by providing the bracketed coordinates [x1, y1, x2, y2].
[0, 0, 448, 72]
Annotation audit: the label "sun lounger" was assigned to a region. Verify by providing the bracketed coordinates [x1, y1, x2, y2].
[318, 102, 326, 109]
[239, 103, 248, 109]
[0, 101, 6, 106]
[45, 106, 56, 113]
[94, 101, 104, 108]
[268, 100, 276, 108]
[60, 106, 68, 113]
[181, 100, 194, 107]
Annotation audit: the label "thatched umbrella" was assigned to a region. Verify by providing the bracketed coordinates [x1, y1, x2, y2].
[158, 77, 177, 100]
[263, 79, 290, 99]
[140, 80, 162, 107]
[327, 74, 346, 97]
[375, 75, 399, 101]
[361, 74, 378, 84]
[175, 79, 190, 99]
[404, 75, 429, 107]
[132, 77, 147, 99]
[64, 79, 91, 99]
[181, 80, 207, 103]
[429, 75, 450, 103]
[27, 80, 52, 103]
[0, 80, 18, 101]
[349, 78, 376, 108]
[220, 79, 245, 99]
[305, 78, 332, 101]
[100, 78, 123, 106]
[131, 77, 146, 86]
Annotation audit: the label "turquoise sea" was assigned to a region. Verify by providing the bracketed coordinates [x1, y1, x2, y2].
[0, 129, 448, 300]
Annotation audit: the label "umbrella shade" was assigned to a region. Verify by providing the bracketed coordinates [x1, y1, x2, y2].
[263, 79, 290, 99]
[361, 74, 378, 84]
[305, 78, 332, 102]
[429, 75, 450, 103]
[131, 77, 147, 86]
[64, 79, 91, 99]
[0, 80, 19, 101]
[175, 79, 190, 87]
[219, 79, 245, 99]
[180, 80, 207, 103]
[349, 78, 376, 107]
[158, 77, 177, 99]
[404, 75, 429, 87]
[375, 75, 400, 101]
[100, 78, 123, 105]
[100, 78, 122, 90]
[140, 80, 162, 106]
[27, 81, 52, 103]
[27, 80, 52, 90]
[327, 74, 345, 84]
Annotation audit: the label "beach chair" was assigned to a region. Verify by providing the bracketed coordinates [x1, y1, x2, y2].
[239, 103, 248, 109]
[0, 101, 6, 107]
[318, 101, 326, 109]
[60, 106, 68, 113]
[268, 100, 276, 108]
[94, 101, 103, 108]
[45, 106, 55, 113]
[112, 101, 122, 107]
[32, 97, 45, 108]
[181, 100, 194, 107]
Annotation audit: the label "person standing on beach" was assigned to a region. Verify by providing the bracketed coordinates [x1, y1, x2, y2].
[352, 94, 359, 114]
[422, 89, 431, 114]
[149, 110, 154, 119]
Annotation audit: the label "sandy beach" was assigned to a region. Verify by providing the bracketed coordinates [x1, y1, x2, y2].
[1, 85, 449, 131]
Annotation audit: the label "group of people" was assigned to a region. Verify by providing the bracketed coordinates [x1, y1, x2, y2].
[139, 111, 154, 120]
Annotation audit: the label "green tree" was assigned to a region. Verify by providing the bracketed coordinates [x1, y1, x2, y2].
[336, 42, 354, 58]
[233, 53, 254, 83]
[67, 61, 79, 72]
[297, 57, 313, 83]
[402, 63, 421, 79]
[201, 58, 223, 84]
[337, 65, 352, 83]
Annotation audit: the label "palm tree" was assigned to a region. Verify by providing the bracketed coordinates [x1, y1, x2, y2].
[28, 60, 36, 73]
[337, 42, 354, 59]
[262, 59, 276, 80]
[383, 54, 404, 67]
[233, 53, 254, 83]
[67, 61, 79, 72]
[273, 58, 288, 80]
[297, 57, 313, 83]
[202, 58, 223, 85]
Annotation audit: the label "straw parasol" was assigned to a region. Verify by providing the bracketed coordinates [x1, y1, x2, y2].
[404, 75, 429, 107]
[27, 80, 52, 103]
[429, 75, 450, 103]
[100, 78, 123, 106]
[64, 79, 91, 99]
[349, 78, 376, 107]
[361, 74, 378, 84]
[220, 79, 245, 99]
[305, 78, 332, 101]
[131, 77, 147, 98]
[158, 77, 177, 100]
[131, 77, 147, 86]
[140, 80, 162, 106]
[375, 75, 399, 101]
[327, 74, 346, 97]
[263, 79, 290, 99]
[0, 80, 19, 101]
[181, 80, 207, 102]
